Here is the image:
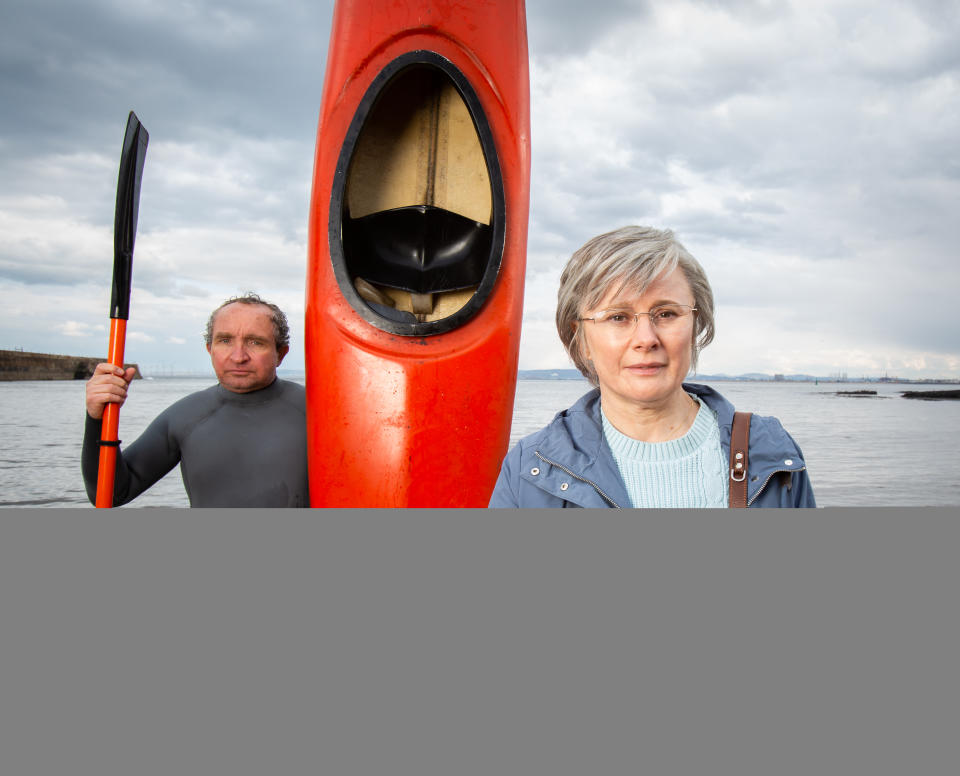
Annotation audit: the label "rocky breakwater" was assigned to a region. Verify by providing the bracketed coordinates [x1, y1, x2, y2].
[901, 389, 960, 400]
[0, 349, 141, 381]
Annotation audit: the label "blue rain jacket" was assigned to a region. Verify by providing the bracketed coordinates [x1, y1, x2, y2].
[489, 384, 815, 508]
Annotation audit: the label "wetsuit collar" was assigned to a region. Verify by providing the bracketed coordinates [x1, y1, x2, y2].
[215, 375, 283, 404]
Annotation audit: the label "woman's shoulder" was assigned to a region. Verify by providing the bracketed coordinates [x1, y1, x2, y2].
[683, 382, 735, 423]
[512, 388, 602, 449]
[684, 381, 805, 453]
[490, 388, 608, 507]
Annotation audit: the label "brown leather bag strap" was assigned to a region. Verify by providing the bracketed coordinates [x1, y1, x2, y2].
[728, 411, 752, 508]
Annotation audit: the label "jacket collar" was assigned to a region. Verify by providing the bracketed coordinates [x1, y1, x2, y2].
[524, 389, 630, 507]
[523, 383, 806, 507]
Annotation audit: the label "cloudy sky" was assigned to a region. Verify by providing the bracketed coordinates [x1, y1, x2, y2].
[2, 0, 958, 379]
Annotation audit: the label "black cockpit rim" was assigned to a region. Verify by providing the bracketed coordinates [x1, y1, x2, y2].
[328, 50, 506, 337]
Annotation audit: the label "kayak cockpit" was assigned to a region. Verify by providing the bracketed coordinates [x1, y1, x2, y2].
[329, 51, 505, 334]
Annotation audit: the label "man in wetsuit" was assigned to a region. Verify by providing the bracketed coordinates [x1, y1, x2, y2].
[81, 293, 309, 507]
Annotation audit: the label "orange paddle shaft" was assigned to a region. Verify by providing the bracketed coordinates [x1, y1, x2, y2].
[95, 318, 127, 507]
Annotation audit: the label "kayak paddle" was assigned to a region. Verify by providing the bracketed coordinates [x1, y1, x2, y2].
[96, 111, 149, 508]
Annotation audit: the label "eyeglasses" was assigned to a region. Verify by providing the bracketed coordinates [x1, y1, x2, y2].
[578, 304, 697, 336]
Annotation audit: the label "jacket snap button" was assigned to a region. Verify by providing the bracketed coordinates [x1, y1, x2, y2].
[530, 467, 540, 476]
[784, 459, 793, 466]
[560, 482, 569, 491]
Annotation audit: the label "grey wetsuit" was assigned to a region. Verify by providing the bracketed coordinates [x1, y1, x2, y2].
[82, 378, 309, 507]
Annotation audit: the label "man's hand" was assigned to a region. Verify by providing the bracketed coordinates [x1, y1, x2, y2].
[86, 363, 137, 420]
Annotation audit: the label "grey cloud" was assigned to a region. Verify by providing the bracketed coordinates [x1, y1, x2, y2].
[1, 0, 958, 376]
[0, 259, 94, 287]
[527, 0, 651, 56]
[1, 0, 330, 224]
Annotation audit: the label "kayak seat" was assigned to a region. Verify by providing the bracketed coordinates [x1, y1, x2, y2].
[343, 204, 492, 295]
[353, 277, 419, 323]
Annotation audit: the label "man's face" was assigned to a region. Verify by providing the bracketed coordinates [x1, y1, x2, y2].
[206, 303, 287, 393]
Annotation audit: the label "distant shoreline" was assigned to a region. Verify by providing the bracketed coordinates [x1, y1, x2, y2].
[5, 354, 955, 385]
[0, 349, 141, 382]
[515, 368, 960, 385]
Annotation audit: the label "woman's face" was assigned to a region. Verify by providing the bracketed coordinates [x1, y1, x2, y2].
[578, 268, 697, 412]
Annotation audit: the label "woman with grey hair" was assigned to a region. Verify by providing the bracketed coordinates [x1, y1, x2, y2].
[489, 226, 815, 508]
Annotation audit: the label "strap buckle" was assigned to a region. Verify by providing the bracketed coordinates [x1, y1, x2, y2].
[728, 411, 752, 508]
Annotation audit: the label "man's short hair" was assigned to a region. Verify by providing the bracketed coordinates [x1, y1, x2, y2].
[205, 293, 290, 352]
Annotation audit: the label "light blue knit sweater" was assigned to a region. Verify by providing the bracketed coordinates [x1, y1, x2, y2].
[601, 395, 729, 508]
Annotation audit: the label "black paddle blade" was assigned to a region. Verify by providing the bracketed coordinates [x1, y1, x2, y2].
[111, 111, 149, 320]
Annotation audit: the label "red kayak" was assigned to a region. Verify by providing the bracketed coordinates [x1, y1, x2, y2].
[305, 0, 530, 506]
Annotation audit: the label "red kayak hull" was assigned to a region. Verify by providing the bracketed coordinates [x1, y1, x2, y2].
[305, 0, 530, 506]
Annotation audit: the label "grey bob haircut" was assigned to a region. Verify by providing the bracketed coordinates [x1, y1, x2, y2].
[556, 225, 715, 386]
[205, 292, 290, 352]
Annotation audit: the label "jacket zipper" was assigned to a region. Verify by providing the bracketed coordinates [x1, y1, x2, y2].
[748, 466, 807, 506]
[535, 454, 806, 508]
[534, 451, 621, 507]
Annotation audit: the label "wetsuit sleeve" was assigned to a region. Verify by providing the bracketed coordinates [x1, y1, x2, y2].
[81, 410, 182, 507]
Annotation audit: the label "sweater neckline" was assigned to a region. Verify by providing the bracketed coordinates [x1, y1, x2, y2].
[601, 395, 715, 462]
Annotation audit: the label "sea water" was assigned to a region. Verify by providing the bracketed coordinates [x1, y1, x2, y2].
[1, 377, 957, 507]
